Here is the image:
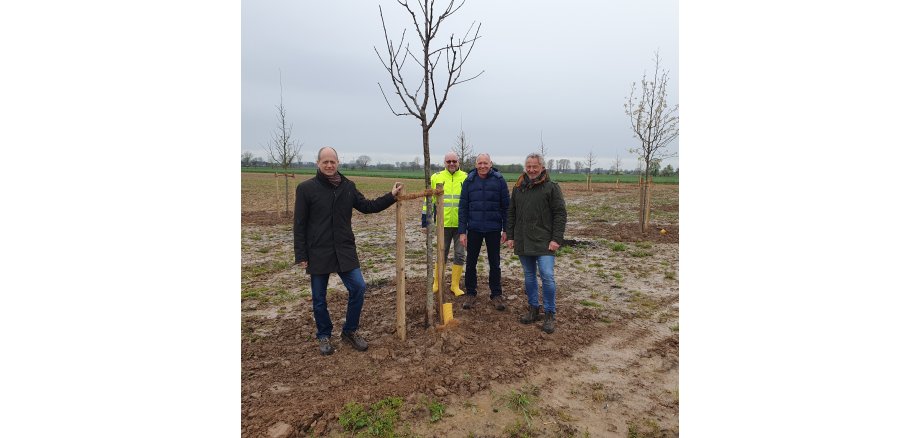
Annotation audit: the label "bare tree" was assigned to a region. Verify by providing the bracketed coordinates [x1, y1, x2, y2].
[574, 161, 583, 173]
[452, 128, 475, 170]
[356, 155, 372, 170]
[625, 50, 678, 233]
[539, 131, 549, 161]
[547, 159, 555, 173]
[613, 154, 622, 175]
[263, 72, 303, 216]
[376, 0, 483, 328]
[585, 150, 596, 190]
[241, 151, 254, 167]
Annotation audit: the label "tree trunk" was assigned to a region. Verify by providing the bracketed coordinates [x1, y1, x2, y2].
[422, 125, 434, 329]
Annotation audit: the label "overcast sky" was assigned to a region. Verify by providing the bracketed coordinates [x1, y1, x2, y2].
[242, 0, 678, 170]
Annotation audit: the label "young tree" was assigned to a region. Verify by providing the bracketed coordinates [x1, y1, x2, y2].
[263, 72, 303, 216]
[539, 131, 549, 161]
[585, 150, 597, 190]
[625, 51, 678, 232]
[452, 128, 475, 170]
[376, 0, 483, 327]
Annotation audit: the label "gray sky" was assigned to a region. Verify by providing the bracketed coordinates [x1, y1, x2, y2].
[242, 0, 678, 170]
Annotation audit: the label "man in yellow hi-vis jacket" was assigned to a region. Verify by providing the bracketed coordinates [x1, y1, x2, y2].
[422, 151, 468, 296]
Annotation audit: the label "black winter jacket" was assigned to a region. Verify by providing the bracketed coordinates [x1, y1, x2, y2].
[293, 171, 396, 274]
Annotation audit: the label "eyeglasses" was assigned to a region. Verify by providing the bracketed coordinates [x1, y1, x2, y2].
[445, 160, 458, 163]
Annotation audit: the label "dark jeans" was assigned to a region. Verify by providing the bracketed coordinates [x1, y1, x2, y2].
[464, 229, 502, 298]
[310, 268, 366, 339]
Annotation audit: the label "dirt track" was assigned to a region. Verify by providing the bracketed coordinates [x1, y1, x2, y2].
[242, 174, 678, 437]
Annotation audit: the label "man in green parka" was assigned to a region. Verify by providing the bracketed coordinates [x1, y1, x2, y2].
[506, 153, 567, 333]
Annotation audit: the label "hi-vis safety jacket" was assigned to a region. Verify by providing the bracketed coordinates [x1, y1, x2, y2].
[422, 168, 467, 228]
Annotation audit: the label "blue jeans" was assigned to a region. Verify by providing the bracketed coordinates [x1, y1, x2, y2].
[465, 229, 503, 298]
[519, 255, 556, 313]
[310, 268, 366, 339]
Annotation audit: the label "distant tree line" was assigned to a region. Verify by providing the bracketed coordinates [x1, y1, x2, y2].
[241, 152, 676, 176]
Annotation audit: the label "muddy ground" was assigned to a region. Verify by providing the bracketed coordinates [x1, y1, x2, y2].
[242, 174, 679, 437]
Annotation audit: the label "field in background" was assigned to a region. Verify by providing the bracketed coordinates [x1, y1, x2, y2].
[242, 168, 678, 184]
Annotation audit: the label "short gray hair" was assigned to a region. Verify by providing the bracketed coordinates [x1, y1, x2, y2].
[525, 153, 545, 167]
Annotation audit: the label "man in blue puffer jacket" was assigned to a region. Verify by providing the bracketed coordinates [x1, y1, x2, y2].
[458, 153, 511, 311]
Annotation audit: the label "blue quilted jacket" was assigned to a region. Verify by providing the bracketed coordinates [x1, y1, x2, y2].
[458, 168, 510, 234]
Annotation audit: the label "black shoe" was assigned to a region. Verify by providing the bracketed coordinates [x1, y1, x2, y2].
[520, 305, 540, 324]
[462, 294, 478, 310]
[542, 311, 556, 334]
[342, 331, 368, 351]
[318, 336, 334, 355]
[491, 295, 507, 311]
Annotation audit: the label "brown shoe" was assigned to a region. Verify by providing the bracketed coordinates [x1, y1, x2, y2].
[520, 305, 540, 324]
[491, 295, 506, 311]
[318, 336, 334, 355]
[462, 294, 478, 309]
[341, 331, 368, 351]
[542, 311, 556, 334]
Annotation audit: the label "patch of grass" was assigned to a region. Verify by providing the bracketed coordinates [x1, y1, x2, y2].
[241, 288, 266, 301]
[573, 259, 582, 265]
[664, 271, 676, 280]
[610, 242, 627, 252]
[627, 290, 659, 318]
[635, 241, 653, 249]
[627, 418, 662, 438]
[242, 260, 291, 278]
[269, 289, 302, 304]
[629, 250, 653, 258]
[613, 272, 624, 281]
[503, 419, 536, 438]
[588, 262, 603, 268]
[555, 245, 574, 257]
[670, 324, 679, 332]
[590, 291, 600, 300]
[579, 300, 602, 308]
[598, 316, 612, 324]
[503, 385, 540, 424]
[427, 400, 445, 423]
[338, 396, 405, 437]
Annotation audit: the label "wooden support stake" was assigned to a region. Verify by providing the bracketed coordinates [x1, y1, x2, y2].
[435, 183, 446, 323]
[645, 177, 653, 230]
[396, 199, 406, 341]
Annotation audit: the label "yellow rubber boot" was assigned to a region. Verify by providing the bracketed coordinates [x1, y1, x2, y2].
[432, 263, 439, 293]
[451, 264, 465, 296]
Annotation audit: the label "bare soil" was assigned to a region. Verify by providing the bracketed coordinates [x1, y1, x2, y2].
[241, 174, 679, 437]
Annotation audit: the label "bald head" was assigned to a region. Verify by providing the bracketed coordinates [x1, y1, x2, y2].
[317, 147, 339, 177]
[444, 152, 460, 173]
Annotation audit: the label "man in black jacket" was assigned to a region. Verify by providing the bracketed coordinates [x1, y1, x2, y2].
[294, 146, 403, 355]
